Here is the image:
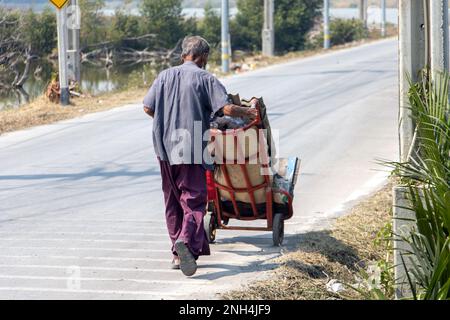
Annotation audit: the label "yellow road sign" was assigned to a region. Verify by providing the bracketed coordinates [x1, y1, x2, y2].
[49, 0, 69, 9]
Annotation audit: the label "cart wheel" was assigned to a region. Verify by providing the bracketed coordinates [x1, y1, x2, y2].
[272, 213, 284, 246]
[204, 212, 217, 243]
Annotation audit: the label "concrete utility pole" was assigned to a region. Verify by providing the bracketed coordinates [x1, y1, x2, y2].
[359, 0, 367, 28]
[262, 0, 275, 56]
[56, 4, 70, 105]
[381, 0, 386, 37]
[221, 0, 230, 73]
[430, 0, 449, 82]
[67, 0, 81, 84]
[396, 0, 427, 299]
[398, 0, 426, 163]
[323, 0, 331, 49]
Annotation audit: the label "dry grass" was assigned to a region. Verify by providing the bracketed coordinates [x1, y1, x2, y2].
[223, 182, 394, 300]
[0, 88, 147, 135]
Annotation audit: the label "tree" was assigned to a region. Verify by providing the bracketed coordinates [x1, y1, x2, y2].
[111, 10, 141, 43]
[231, 0, 322, 52]
[198, 1, 221, 47]
[0, 7, 58, 89]
[21, 8, 56, 56]
[231, 0, 263, 51]
[274, 0, 322, 51]
[183, 16, 199, 38]
[79, 0, 107, 48]
[140, 0, 184, 48]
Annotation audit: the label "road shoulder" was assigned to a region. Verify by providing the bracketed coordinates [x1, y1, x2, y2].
[222, 181, 394, 300]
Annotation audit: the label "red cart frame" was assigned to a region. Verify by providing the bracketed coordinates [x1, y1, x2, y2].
[205, 99, 295, 246]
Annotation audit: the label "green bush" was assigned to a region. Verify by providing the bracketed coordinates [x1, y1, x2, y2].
[274, 0, 322, 51]
[330, 18, 368, 45]
[231, 0, 322, 52]
[198, 1, 221, 47]
[231, 0, 264, 52]
[139, 0, 185, 48]
[110, 9, 141, 43]
[79, 0, 108, 48]
[22, 8, 57, 56]
[307, 18, 369, 49]
[0, 8, 56, 57]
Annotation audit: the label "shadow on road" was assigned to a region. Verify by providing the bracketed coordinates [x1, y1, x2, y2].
[0, 167, 161, 181]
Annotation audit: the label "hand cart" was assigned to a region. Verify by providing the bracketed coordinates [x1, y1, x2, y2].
[204, 98, 300, 246]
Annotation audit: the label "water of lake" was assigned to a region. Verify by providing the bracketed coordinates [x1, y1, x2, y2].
[0, 7, 398, 110]
[0, 59, 150, 110]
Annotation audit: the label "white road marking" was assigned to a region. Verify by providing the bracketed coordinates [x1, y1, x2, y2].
[0, 231, 169, 237]
[0, 264, 221, 274]
[0, 237, 279, 245]
[0, 255, 248, 265]
[0, 275, 213, 285]
[0, 247, 175, 253]
[0, 245, 241, 254]
[0, 238, 169, 244]
[0, 224, 167, 230]
[7, 218, 166, 223]
[0, 287, 186, 297]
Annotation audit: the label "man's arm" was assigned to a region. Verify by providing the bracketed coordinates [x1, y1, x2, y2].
[143, 74, 162, 119]
[143, 106, 154, 118]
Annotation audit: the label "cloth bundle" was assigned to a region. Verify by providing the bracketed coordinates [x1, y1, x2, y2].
[211, 94, 290, 206]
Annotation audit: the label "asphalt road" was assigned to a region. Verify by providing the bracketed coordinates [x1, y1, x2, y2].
[0, 39, 399, 299]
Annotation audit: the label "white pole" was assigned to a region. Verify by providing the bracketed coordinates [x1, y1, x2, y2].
[71, 0, 81, 83]
[262, 0, 275, 56]
[381, 0, 386, 37]
[56, 5, 70, 105]
[430, 0, 449, 81]
[396, 1, 427, 299]
[323, 0, 330, 49]
[398, 0, 426, 162]
[221, 0, 230, 73]
[359, 0, 367, 28]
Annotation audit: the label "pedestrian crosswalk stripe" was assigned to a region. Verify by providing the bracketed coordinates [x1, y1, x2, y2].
[0, 287, 187, 296]
[0, 231, 168, 237]
[0, 264, 233, 274]
[0, 246, 173, 253]
[0, 238, 169, 244]
[0, 224, 167, 230]
[0, 255, 248, 265]
[0, 264, 176, 273]
[0, 245, 238, 254]
[0, 275, 213, 285]
[8, 218, 166, 223]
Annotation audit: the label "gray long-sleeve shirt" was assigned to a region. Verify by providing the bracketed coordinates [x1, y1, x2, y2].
[143, 61, 229, 168]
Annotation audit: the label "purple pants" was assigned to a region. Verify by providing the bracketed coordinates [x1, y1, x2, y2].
[158, 160, 210, 258]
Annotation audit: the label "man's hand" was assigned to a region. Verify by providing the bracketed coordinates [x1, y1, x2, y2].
[223, 104, 259, 121]
[143, 106, 154, 118]
[245, 107, 258, 121]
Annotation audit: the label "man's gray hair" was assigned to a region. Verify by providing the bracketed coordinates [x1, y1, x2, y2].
[181, 36, 210, 59]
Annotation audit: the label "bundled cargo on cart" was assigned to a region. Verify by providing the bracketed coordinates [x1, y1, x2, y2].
[205, 94, 300, 246]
